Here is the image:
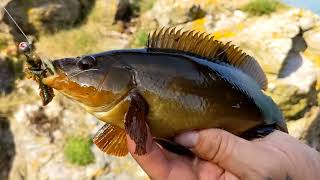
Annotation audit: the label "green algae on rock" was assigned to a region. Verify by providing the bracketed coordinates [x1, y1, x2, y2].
[267, 82, 317, 120]
[64, 136, 95, 166]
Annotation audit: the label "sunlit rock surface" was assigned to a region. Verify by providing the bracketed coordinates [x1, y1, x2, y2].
[8, 99, 147, 180]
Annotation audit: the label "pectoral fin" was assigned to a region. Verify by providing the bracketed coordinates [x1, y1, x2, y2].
[124, 91, 149, 155]
[93, 123, 128, 156]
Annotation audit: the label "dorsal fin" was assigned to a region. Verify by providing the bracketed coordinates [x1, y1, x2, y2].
[147, 27, 268, 90]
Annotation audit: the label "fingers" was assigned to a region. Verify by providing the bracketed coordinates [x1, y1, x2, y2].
[175, 129, 247, 164]
[126, 128, 171, 179]
[175, 129, 284, 179]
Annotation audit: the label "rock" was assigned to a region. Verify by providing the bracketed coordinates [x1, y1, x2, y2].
[8, 98, 147, 180]
[209, 9, 303, 79]
[187, 5, 206, 22]
[0, 116, 15, 180]
[278, 30, 317, 92]
[305, 108, 320, 151]
[27, 1, 81, 33]
[114, 0, 133, 24]
[298, 10, 320, 31]
[185, 8, 320, 82]
[0, 57, 16, 94]
[149, 0, 249, 26]
[304, 27, 320, 52]
[0, 1, 16, 54]
[3, 0, 95, 37]
[267, 81, 317, 121]
[288, 107, 319, 141]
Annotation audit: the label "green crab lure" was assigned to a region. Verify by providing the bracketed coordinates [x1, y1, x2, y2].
[2, 6, 55, 105]
[19, 42, 55, 106]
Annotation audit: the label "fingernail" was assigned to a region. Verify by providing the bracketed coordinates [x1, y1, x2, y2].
[175, 131, 199, 148]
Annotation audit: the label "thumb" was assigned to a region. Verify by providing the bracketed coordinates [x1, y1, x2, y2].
[175, 129, 283, 179]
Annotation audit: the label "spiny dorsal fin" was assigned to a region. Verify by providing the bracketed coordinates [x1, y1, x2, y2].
[147, 27, 268, 90]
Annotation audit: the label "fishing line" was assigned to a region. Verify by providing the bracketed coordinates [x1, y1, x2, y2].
[2, 7, 31, 43]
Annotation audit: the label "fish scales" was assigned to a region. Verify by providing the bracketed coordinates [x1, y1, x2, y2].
[40, 28, 286, 156]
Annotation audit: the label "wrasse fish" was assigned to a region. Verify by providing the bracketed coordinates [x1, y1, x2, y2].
[41, 27, 287, 156]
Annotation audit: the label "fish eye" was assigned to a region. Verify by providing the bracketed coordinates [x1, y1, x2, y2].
[77, 56, 97, 70]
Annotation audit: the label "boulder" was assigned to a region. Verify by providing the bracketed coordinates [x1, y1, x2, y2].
[304, 27, 320, 53]
[287, 107, 319, 141]
[8, 97, 147, 180]
[305, 108, 320, 151]
[27, 0, 81, 33]
[3, 0, 95, 37]
[148, 0, 253, 26]
[267, 81, 317, 121]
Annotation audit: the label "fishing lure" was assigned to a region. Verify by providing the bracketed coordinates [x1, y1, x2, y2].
[19, 41, 55, 105]
[3, 7, 54, 105]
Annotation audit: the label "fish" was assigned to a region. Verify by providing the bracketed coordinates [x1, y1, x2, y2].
[41, 27, 287, 156]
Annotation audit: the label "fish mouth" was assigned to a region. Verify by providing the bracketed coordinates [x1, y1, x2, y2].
[41, 58, 77, 89]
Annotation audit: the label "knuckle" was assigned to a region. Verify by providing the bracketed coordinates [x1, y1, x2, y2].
[195, 129, 236, 163]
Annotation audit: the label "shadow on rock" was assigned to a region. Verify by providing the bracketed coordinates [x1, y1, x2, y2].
[278, 29, 308, 78]
[0, 57, 21, 95]
[305, 111, 320, 152]
[0, 116, 16, 180]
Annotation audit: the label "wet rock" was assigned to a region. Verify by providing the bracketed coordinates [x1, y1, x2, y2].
[0, 116, 15, 180]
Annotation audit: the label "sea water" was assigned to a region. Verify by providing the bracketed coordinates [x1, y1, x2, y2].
[282, 0, 320, 15]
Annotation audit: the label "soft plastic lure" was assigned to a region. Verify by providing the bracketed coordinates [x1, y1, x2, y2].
[3, 7, 54, 105]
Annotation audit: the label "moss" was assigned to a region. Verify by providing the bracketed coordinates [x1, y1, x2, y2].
[131, 0, 156, 14]
[267, 83, 317, 120]
[63, 136, 94, 166]
[0, 38, 7, 50]
[133, 31, 149, 47]
[241, 0, 285, 16]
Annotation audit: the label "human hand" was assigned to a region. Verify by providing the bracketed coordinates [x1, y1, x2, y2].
[127, 128, 320, 180]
